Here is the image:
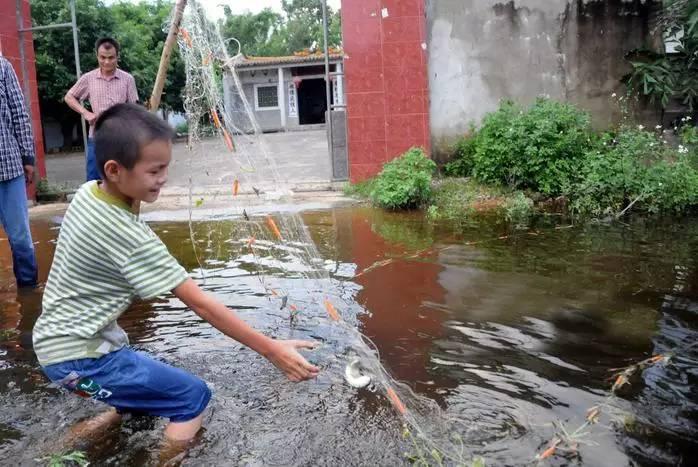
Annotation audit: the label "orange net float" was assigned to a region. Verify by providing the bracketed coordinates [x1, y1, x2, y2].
[323, 299, 340, 321]
[233, 179, 239, 196]
[179, 28, 192, 47]
[222, 129, 235, 152]
[211, 108, 222, 128]
[386, 386, 407, 415]
[266, 216, 283, 241]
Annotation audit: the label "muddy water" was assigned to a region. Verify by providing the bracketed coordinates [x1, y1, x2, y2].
[1, 208, 697, 466]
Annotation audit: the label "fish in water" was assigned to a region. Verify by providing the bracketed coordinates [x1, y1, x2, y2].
[280, 295, 288, 309]
[344, 358, 371, 388]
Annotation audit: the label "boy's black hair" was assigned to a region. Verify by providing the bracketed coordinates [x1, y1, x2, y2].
[95, 37, 120, 54]
[94, 103, 174, 177]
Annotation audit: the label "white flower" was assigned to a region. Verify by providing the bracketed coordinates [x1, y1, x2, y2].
[655, 125, 662, 129]
[678, 145, 688, 154]
[611, 93, 617, 98]
[638, 124, 644, 130]
[659, 182, 663, 187]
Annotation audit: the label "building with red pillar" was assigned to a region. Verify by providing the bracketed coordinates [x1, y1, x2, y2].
[0, 0, 46, 199]
[341, 0, 430, 182]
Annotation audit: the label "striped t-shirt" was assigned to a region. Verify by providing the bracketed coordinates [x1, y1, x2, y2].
[33, 181, 189, 366]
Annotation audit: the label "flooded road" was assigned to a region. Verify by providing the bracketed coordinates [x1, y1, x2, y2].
[1, 207, 696, 466]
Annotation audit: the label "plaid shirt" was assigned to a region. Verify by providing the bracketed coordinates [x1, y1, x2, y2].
[67, 68, 138, 136]
[0, 56, 35, 182]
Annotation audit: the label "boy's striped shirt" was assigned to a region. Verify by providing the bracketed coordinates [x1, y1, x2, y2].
[33, 181, 188, 366]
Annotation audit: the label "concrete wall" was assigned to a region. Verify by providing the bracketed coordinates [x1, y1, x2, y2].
[427, 0, 660, 157]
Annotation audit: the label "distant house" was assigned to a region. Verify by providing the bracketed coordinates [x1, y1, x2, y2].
[223, 52, 344, 133]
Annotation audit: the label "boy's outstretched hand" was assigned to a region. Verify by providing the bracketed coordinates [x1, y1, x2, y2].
[265, 340, 319, 382]
[174, 279, 321, 382]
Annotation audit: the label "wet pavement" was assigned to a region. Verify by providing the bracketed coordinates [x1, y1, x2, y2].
[45, 130, 333, 194]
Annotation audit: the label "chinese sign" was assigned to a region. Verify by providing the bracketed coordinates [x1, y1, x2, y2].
[288, 82, 298, 118]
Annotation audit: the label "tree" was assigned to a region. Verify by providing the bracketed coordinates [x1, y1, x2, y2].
[110, 0, 186, 113]
[31, 0, 186, 150]
[626, 0, 698, 112]
[219, 8, 286, 56]
[281, 0, 342, 54]
[31, 0, 115, 149]
[220, 0, 342, 57]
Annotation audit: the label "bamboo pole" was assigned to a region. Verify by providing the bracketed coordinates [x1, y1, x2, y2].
[149, 0, 187, 112]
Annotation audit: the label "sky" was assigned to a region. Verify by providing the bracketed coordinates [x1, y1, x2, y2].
[107, 0, 342, 20]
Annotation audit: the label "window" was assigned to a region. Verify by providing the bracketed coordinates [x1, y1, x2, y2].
[255, 85, 279, 110]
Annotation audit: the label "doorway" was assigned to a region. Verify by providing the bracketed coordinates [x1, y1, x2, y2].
[298, 78, 331, 125]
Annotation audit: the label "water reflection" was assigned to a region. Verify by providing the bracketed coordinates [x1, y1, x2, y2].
[0, 209, 696, 466]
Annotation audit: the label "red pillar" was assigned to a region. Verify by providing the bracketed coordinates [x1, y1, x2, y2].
[0, 0, 47, 200]
[341, 0, 430, 182]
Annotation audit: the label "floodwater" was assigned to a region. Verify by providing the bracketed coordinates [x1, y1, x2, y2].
[1, 207, 697, 466]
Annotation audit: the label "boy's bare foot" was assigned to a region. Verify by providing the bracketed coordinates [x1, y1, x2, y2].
[37, 408, 122, 460]
[63, 408, 123, 449]
[158, 415, 206, 467]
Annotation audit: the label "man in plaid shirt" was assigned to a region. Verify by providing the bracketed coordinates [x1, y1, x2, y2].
[0, 55, 38, 288]
[64, 37, 138, 181]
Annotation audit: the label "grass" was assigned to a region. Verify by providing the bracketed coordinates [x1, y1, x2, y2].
[37, 450, 89, 467]
[343, 178, 377, 199]
[427, 178, 532, 223]
[0, 329, 19, 341]
[344, 177, 535, 225]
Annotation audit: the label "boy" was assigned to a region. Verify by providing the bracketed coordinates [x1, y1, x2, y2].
[33, 103, 319, 445]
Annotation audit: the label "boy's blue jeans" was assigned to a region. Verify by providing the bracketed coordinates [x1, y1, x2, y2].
[43, 347, 211, 422]
[86, 138, 101, 181]
[0, 175, 37, 287]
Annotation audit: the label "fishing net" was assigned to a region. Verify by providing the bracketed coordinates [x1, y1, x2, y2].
[176, 2, 483, 464]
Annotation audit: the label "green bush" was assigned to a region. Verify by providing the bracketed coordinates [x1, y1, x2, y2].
[471, 98, 594, 196]
[370, 147, 436, 209]
[175, 121, 189, 135]
[444, 136, 476, 177]
[681, 123, 698, 148]
[504, 191, 534, 224]
[469, 101, 519, 185]
[571, 127, 698, 216]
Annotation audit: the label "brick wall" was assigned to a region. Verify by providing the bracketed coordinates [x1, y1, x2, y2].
[0, 0, 46, 198]
[341, 0, 430, 182]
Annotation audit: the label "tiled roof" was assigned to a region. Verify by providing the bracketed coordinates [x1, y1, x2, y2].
[234, 53, 344, 69]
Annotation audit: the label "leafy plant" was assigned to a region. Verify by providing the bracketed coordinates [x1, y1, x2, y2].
[681, 120, 698, 147]
[626, 56, 677, 108]
[370, 148, 436, 210]
[37, 450, 89, 467]
[175, 121, 189, 136]
[471, 99, 594, 196]
[626, 0, 698, 110]
[444, 135, 476, 177]
[504, 192, 534, 225]
[570, 127, 698, 216]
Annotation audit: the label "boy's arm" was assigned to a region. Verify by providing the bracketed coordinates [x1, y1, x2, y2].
[172, 278, 319, 382]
